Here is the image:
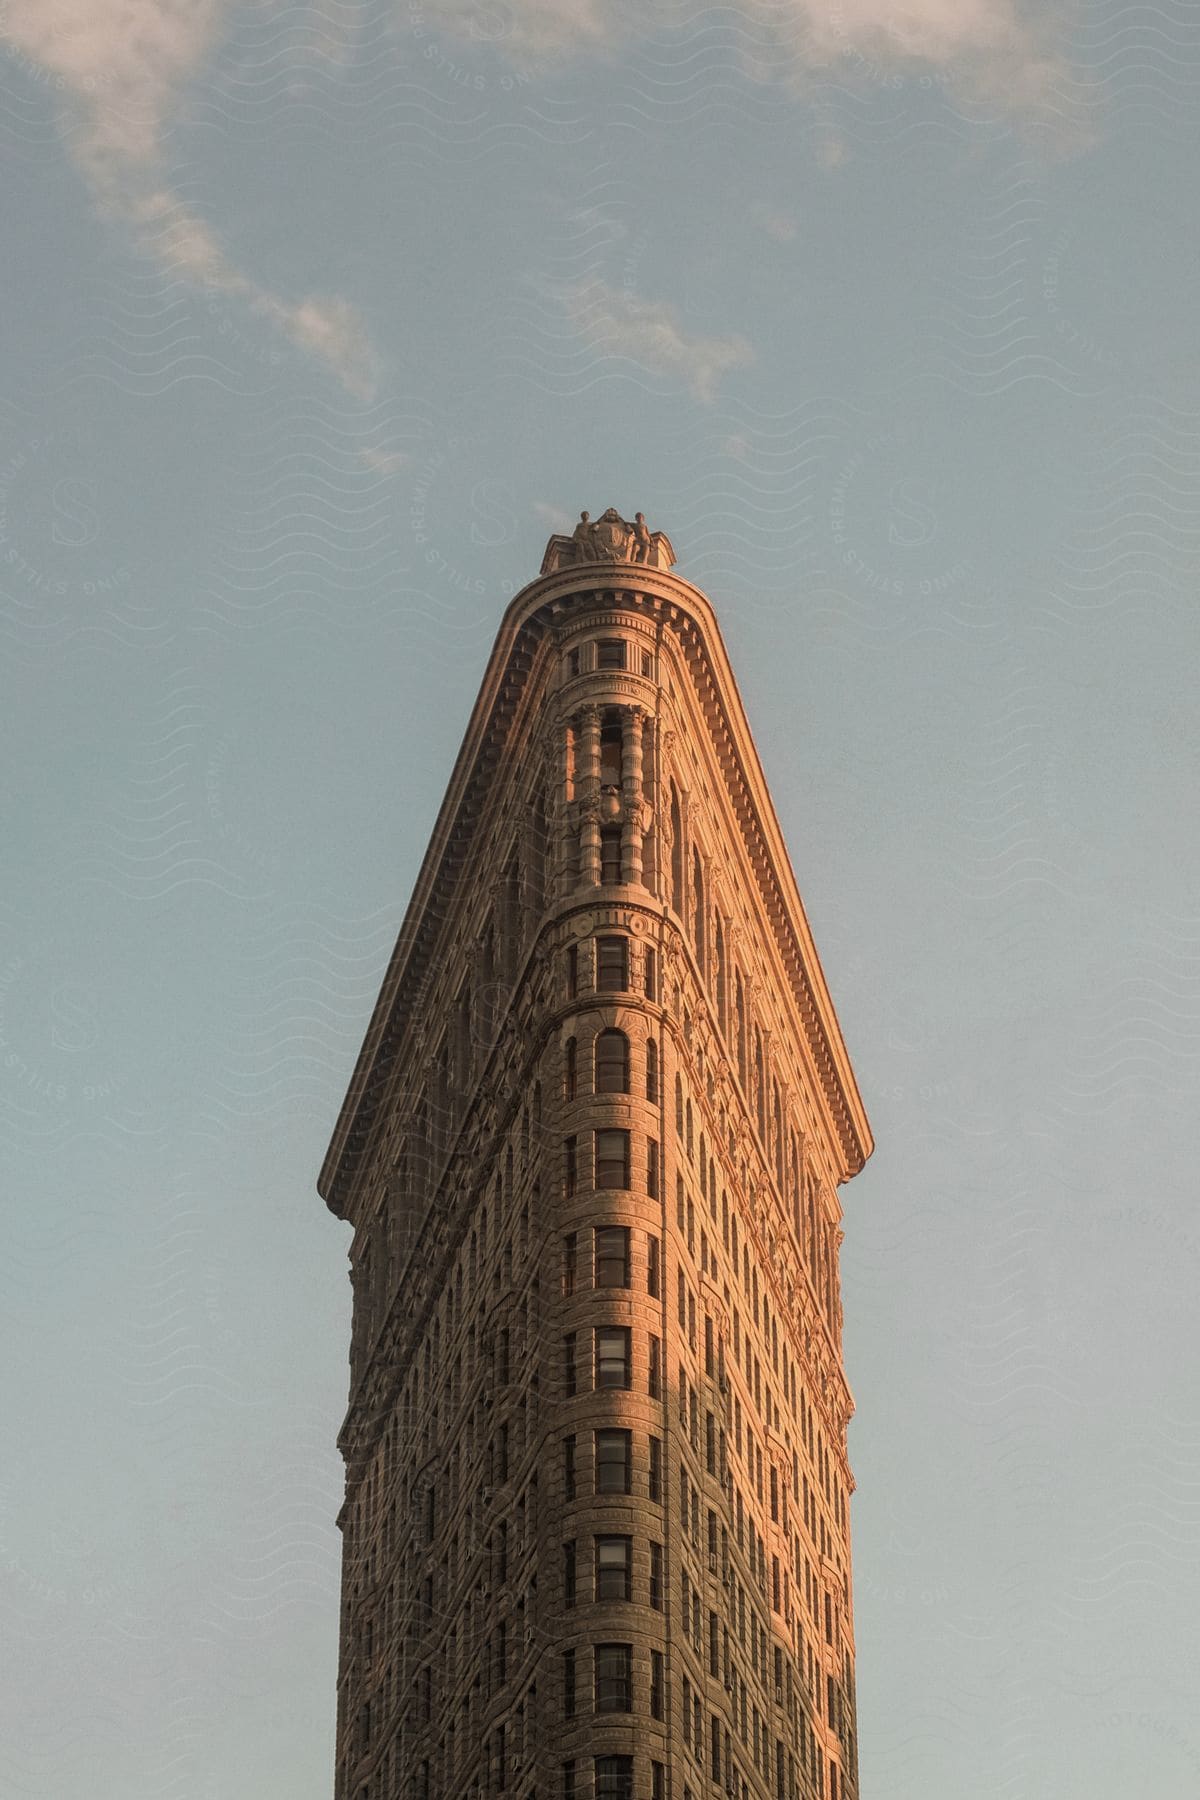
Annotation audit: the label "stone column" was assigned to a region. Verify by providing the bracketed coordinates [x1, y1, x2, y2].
[621, 705, 644, 886]
[578, 706, 602, 885]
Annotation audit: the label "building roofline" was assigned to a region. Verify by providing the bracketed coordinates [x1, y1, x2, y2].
[319, 558, 872, 1217]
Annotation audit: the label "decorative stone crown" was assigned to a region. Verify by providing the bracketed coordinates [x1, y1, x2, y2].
[541, 507, 676, 575]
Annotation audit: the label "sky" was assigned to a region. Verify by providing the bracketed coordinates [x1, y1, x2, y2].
[2, 2, 1199, 1796]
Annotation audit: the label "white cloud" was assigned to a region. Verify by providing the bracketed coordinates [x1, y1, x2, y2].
[430, 0, 1071, 116]
[0, 0, 377, 396]
[563, 279, 753, 404]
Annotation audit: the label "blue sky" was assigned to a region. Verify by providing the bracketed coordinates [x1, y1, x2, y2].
[3, 3, 1200, 1796]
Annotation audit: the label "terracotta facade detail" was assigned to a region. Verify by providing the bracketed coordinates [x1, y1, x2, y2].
[318, 529, 873, 1800]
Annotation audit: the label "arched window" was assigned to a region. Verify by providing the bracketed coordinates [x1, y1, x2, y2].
[435, 1041, 451, 1152]
[600, 828, 622, 885]
[600, 719, 623, 787]
[754, 1031, 765, 1138]
[502, 853, 521, 980]
[692, 848, 705, 968]
[528, 786, 548, 915]
[595, 1030, 630, 1094]
[790, 1134, 801, 1243]
[478, 929, 496, 1045]
[413, 1101, 429, 1192]
[646, 1039, 659, 1103]
[455, 984, 472, 1092]
[641, 716, 657, 890]
[564, 1038, 577, 1102]
[670, 785, 683, 915]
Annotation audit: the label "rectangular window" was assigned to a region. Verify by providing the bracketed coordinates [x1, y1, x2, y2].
[649, 1434, 662, 1503]
[595, 1535, 632, 1601]
[600, 829, 622, 885]
[563, 1649, 575, 1719]
[595, 1758, 634, 1800]
[650, 1540, 663, 1609]
[641, 649, 654, 678]
[595, 1643, 632, 1711]
[651, 1763, 665, 1800]
[595, 1129, 630, 1190]
[567, 944, 578, 997]
[596, 1429, 632, 1494]
[705, 1313, 715, 1377]
[712, 1715, 722, 1781]
[563, 1540, 576, 1607]
[595, 1225, 630, 1287]
[648, 1334, 662, 1399]
[562, 1233, 577, 1297]
[597, 638, 625, 670]
[563, 1333, 577, 1399]
[650, 1649, 664, 1719]
[644, 948, 657, 1000]
[562, 1762, 576, 1800]
[563, 1435, 576, 1501]
[567, 648, 580, 678]
[596, 936, 628, 990]
[647, 1136, 659, 1199]
[563, 1137, 577, 1198]
[595, 1326, 632, 1390]
[647, 1235, 661, 1298]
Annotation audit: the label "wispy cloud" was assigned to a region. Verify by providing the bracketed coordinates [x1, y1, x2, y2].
[0, 0, 376, 396]
[751, 203, 799, 242]
[563, 279, 753, 404]
[532, 501, 575, 532]
[432, 0, 1072, 118]
[358, 447, 412, 475]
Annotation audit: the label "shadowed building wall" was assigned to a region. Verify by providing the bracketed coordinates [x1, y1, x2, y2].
[318, 512, 873, 1800]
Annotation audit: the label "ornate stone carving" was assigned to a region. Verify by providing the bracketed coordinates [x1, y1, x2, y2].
[541, 508, 676, 574]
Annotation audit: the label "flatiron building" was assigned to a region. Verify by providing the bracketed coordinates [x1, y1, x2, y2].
[318, 512, 873, 1800]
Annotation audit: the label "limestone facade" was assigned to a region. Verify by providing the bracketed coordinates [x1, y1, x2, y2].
[318, 518, 873, 1800]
